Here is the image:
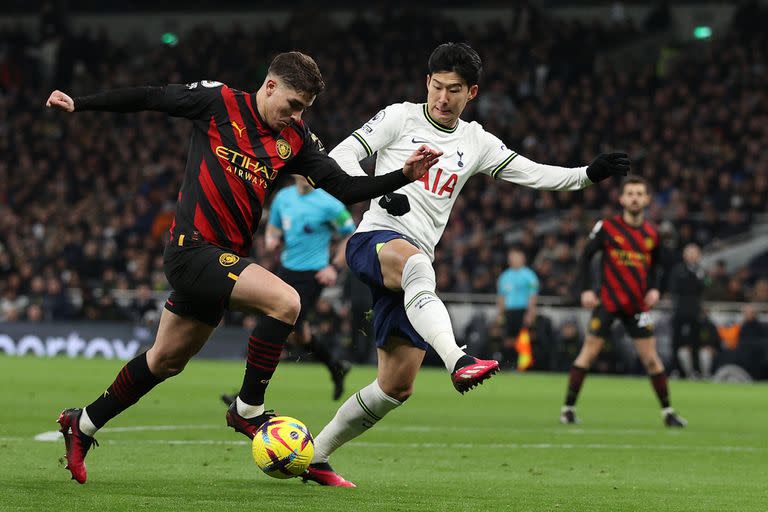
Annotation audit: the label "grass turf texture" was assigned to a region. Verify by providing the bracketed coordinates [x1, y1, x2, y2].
[1, 356, 766, 512]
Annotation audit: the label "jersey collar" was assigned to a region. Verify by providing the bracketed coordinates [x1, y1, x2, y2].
[422, 104, 458, 133]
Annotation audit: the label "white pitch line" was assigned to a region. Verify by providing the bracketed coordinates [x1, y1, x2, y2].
[34, 424, 221, 441]
[35, 424, 671, 441]
[378, 425, 668, 435]
[100, 424, 221, 433]
[348, 441, 762, 453]
[40, 422, 697, 436]
[25, 429, 762, 453]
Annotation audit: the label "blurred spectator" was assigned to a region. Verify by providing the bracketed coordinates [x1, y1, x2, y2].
[0, 3, 765, 325]
[751, 278, 768, 303]
[668, 243, 717, 379]
[714, 305, 768, 380]
[704, 259, 730, 300]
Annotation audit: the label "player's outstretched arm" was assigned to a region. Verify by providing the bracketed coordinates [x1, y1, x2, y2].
[45, 83, 216, 119]
[297, 146, 442, 205]
[483, 127, 630, 190]
[46, 86, 166, 113]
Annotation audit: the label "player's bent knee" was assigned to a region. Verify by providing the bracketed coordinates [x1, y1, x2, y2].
[265, 286, 301, 325]
[147, 352, 190, 379]
[379, 382, 414, 402]
[401, 253, 435, 291]
[645, 358, 664, 374]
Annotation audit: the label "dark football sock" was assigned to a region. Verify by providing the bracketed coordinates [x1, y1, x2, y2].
[649, 371, 671, 408]
[85, 352, 165, 429]
[238, 316, 293, 406]
[565, 365, 588, 407]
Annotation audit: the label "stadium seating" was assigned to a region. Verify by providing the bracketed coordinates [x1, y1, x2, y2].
[0, 4, 766, 337]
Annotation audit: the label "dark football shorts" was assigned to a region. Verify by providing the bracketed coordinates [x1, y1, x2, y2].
[275, 265, 324, 327]
[163, 238, 253, 327]
[345, 229, 428, 351]
[587, 305, 654, 339]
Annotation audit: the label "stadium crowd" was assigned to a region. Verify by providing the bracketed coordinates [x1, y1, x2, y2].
[1, 4, 767, 374]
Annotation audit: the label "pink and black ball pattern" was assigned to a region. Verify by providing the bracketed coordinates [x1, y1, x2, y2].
[251, 416, 315, 479]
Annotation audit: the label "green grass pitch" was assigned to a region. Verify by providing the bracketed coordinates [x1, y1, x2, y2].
[1, 356, 766, 512]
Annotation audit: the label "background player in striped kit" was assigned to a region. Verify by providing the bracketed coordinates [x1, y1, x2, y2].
[561, 176, 687, 428]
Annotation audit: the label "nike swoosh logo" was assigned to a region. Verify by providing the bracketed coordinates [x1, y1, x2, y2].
[411, 137, 429, 144]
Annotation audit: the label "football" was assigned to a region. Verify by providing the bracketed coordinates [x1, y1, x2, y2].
[251, 416, 315, 479]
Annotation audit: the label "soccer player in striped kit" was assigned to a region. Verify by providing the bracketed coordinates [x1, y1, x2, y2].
[45, 51, 441, 484]
[560, 176, 687, 428]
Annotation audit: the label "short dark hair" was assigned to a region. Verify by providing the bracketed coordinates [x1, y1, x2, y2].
[620, 175, 650, 194]
[268, 51, 325, 96]
[428, 43, 482, 86]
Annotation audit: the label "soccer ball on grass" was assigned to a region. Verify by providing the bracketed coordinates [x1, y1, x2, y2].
[251, 416, 314, 479]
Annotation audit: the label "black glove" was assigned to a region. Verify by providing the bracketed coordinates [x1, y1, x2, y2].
[379, 193, 410, 216]
[586, 153, 631, 183]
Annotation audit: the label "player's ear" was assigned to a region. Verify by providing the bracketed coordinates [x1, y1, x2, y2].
[426, 74, 432, 89]
[467, 84, 479, 102]
[264, 78, 277, 96]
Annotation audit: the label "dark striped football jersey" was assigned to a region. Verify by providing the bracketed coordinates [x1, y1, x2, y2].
[162, 81, 333, 256]
[577, 215, 661, 314]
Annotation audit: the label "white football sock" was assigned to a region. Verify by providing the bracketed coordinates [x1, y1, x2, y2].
[401, 253, 465, 371]
[79, 407, 98, 437]
[676, 347, 695, 378]
[311, 380, 401, 464]
[236, 396, 265, 419]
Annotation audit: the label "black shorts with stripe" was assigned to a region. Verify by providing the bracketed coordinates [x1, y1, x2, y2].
[163, 237, 252, 327]
[275, 265, 324, 328]
[587, 305, 654, 339]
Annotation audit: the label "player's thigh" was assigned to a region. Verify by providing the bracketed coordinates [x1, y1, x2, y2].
[633, 336, 664, 372]
[633, 336, 659, 359]
[229, 263, 301, 324]
[377, 238, 422, 290]
[147, 308, 216, 376]
[376, 336, 426, 401]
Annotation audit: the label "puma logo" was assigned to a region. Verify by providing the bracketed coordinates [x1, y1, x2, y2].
[231, 121, 245, 137]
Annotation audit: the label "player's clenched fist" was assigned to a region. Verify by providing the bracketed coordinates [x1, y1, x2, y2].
[46, 90, 75, 112]
[402, 144, 443, 181]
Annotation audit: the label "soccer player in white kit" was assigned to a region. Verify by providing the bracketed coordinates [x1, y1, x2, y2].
[302, 43, 630, 487]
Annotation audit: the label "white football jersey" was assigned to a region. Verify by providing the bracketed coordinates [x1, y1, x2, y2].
[329, 102, 592, 260]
